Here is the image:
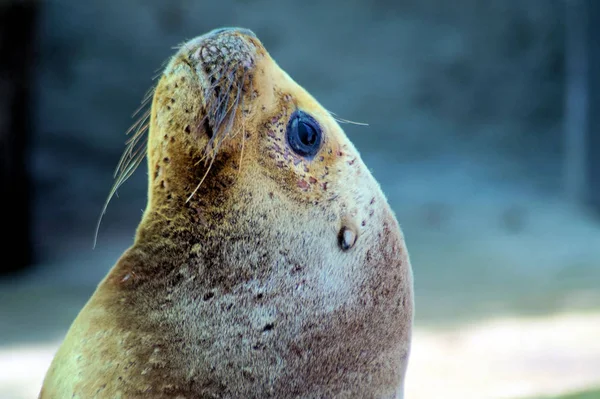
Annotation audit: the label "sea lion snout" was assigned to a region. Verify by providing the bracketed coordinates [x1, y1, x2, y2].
[147, 28, 262, 207]
[184, 27, 257, 73]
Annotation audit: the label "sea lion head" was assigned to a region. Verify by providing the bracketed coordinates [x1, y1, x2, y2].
[118, 27, 413, 397]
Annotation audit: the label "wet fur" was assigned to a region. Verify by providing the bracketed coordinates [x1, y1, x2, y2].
[40, 29, 413, 398]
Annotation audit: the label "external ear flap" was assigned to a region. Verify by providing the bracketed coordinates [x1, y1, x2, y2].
[338, 225, 357, 251]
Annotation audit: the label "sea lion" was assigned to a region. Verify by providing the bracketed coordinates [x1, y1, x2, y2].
[39, 27, 413, 398]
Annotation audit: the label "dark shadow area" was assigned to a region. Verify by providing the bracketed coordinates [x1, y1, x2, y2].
[0, 2, 37, 274]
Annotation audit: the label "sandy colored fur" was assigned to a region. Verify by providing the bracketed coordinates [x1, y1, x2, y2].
[40, 29, 413, 398]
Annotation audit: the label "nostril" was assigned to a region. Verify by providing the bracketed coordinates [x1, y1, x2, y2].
[210, 27, 257, 39]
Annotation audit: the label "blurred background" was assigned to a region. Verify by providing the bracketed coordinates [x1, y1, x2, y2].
[1, 1, 599, 398]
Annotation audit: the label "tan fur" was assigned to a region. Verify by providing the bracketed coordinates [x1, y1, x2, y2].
[40, 28, 414, 399]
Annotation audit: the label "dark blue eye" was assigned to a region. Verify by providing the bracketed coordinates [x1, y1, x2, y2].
[286, 110, 322, 158]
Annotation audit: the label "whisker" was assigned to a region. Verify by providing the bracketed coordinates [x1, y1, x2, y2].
[186, 154, 216, 204]
[206, 67, 223, 81]
[95, 86, 154, 247]
[123, 136, 149, 171]
[188, 63, 246, 201]
[151, 56, 173, 81]
[192, 114, 212, 167]
[328, 110, 369, 126]
[202, 65, 237, 162]
[125, 122, 150, 150]
[210, 79, 240, 160]
[125, 108, 151, 136]
[209, 64, 240, 134]
[93, 136, 148, 249]
[115, 115, 150, 178]
[132, 86, 156, 118]
[114, 137, 148, 196]
[214, 67, 242, 131]
[117, 146, 147, 189]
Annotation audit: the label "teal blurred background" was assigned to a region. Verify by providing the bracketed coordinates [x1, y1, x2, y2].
[1, 1, 599, 398]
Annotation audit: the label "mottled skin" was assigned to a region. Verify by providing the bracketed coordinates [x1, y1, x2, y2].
[40, 28, 413, 398]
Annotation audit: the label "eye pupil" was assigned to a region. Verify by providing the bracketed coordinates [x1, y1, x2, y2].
[298, 122, 317, 146]
[286, 110, 322, 158]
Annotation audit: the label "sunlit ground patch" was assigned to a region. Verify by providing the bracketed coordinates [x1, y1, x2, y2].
[0, 342, 60, 399]
[404, 312, 600, 399]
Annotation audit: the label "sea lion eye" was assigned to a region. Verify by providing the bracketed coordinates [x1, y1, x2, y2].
[286, 110, 322, 158]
